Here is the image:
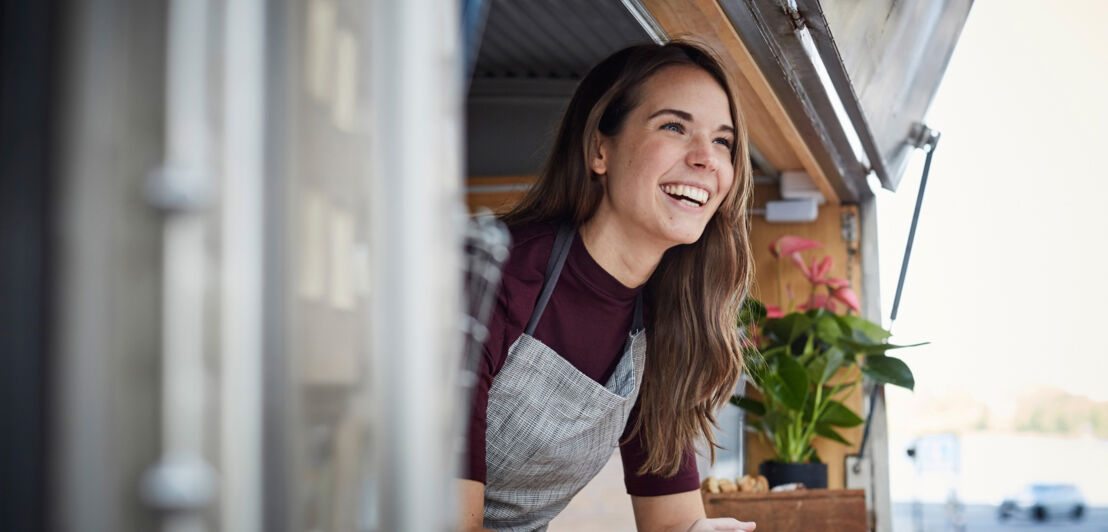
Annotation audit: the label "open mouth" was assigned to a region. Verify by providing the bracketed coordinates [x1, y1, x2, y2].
[661, 184, 709, 207]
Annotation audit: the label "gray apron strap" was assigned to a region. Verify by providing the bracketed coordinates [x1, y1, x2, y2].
[524, 223, 646, 339]
[524, 224, 576, 336]
[630, 292, 644, 333]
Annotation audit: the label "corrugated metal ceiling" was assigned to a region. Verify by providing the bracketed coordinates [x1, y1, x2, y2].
[473, 0, 652, 80]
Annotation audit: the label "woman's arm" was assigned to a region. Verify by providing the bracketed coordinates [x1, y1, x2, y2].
[457, 479, 494, 532]
[631, 490, 756, 532]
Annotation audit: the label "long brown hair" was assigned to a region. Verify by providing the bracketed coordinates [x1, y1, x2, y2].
[501, 40, 754, 476]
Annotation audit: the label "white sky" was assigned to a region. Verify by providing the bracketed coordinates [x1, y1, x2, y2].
[874, 0, 1108, 420]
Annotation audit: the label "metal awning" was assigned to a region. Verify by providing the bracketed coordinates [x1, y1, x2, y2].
[466, 0, 653, 176]
[719, 0, 972, 194]
[467, 0, 972, 196]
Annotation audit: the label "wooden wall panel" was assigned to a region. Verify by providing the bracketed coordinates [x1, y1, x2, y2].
[466, 175, 536, 215]
[744, 183, 865, 489]
[748, 187, 862, 310]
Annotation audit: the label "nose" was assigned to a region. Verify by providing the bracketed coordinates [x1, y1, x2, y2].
[685, 135, 716, 172]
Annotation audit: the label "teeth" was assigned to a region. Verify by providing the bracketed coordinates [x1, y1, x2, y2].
[662, 184, 709, 205]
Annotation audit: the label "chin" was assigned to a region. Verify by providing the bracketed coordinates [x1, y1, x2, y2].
[664, 224, 709, 247]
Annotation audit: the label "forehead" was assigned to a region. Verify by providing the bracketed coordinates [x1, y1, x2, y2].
[635, 65, 733, 127]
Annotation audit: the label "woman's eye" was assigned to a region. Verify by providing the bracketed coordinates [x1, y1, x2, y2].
[661, 122, 685, 133]
[714, 137, 733, 149]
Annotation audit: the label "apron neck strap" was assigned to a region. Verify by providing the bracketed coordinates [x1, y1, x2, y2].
[525, 223, 648, 337]
[524, 223, 576, 336]
[631, 292, 644, 334]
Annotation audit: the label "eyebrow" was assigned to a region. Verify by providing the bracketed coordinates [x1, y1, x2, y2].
[648, 108, 735, 135]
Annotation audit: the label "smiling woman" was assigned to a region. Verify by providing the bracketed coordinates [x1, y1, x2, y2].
[584, 64, 736, 259]
[459, 41, 757, 532]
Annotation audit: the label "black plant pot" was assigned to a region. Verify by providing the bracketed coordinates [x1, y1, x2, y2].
[759, 460, 828, 489]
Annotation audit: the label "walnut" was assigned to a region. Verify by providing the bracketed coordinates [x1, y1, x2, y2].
[700, 476, 720, 494]
[738, 474, 769, 493]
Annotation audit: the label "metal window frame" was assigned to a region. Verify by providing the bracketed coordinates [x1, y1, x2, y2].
[718, 0, 873, 202]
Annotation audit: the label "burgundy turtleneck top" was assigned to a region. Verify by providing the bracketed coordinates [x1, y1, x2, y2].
[464, 222, 699, 496]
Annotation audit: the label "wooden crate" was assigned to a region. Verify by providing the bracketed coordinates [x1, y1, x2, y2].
[703, 489, 867, 531]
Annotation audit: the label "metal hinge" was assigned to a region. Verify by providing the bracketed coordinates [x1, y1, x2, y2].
[782, 0, 806, 31]
[841, 211, 858, 244]
[909, 122, 939, 150]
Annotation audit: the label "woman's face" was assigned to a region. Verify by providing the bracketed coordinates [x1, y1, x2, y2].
[590, 65, 736, 247]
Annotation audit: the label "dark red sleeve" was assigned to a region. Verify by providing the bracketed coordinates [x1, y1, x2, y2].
[619, 400, 701, 496]
[463, 349, 492, 483]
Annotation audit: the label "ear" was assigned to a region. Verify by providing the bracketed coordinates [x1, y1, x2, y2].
[588, 133, 610, 176]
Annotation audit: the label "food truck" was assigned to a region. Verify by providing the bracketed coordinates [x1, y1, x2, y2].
[1, 0, 968, 530]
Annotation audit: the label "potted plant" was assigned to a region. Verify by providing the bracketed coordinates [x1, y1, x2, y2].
[732, 235, 923, 489]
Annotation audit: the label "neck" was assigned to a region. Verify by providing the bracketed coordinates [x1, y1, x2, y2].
[579, 212, 669, 289]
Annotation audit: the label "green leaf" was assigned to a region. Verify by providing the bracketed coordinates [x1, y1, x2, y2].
[760, 372, 785, 404]
[806, 308, 831, 320]
[739, 297, 767, 327]
[761, 345, 789, 359]
[796, 333, 818, 365]
[861, 355, 915, 390]
[838, 337, 928, 356]
[730, 395, 766, 416]
[801, 346, 848, 391]
[837, 314, 892, 342]
[820, 347, 846, 385]
[766, 314, 812, 345]
[809, 448, 824, 464]
[747, 345, 786, 387]
[771, 352, 809, 411]
[816, 315, 844, 343]
[806, 355, 828, 386]
[760, 409, 782, 434]
[788, 316, 813, 344]
[801, 392, 818, 423]
[815, 423, 852, 446]
[820, 400, 865, 427]
[743, 345, 767, 376]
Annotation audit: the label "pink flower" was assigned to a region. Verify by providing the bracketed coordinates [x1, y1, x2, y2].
[812, 256, 832, 280]
[790, 253, 810, 278]
[770, 235, 822, 258]
[796, 294, 839, 313]
[769, 235, 864, 316]
[793, 253, 840, 287]
[831, 287, 861, 313]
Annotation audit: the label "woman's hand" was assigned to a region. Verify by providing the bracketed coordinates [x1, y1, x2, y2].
[685, 517, 756, 532]
[631, 491, 755, 532]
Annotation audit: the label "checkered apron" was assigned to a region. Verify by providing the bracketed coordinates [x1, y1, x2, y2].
[483, 224, 646, 531]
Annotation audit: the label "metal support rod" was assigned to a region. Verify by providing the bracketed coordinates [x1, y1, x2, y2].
[890, 131, 940, 323]
[854, 384, 880, 473]
[854, 127, 939, 473]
